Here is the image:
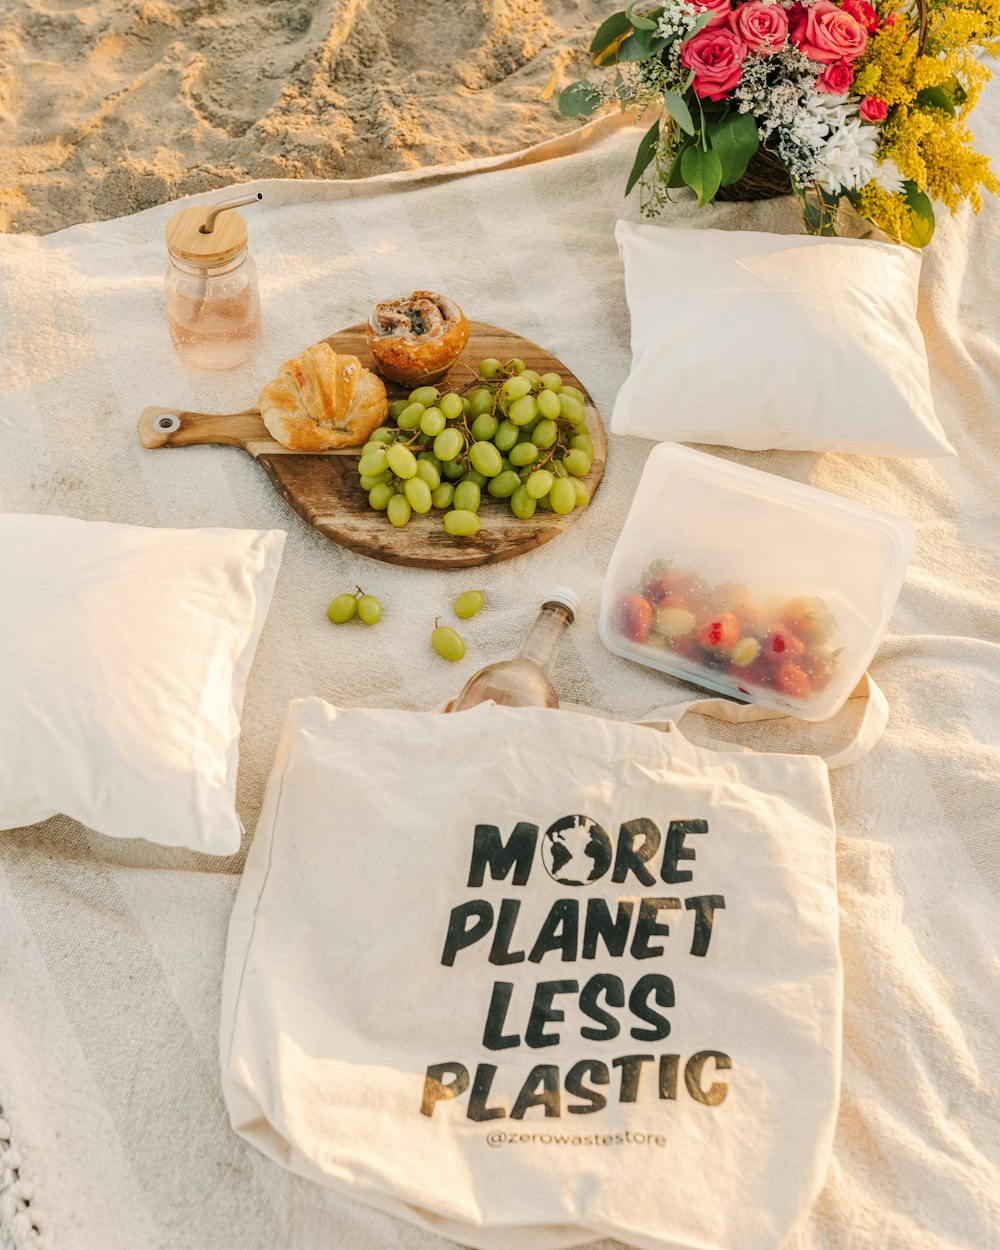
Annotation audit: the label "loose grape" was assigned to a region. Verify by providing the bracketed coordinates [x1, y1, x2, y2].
[419, 407, 446, 436]
[388, 400, 408, 420]
[526, 469, 554, 499]
[509, 442, 539, 468]
[480, 358, 502, 379]
[357, 594, 382, 626]
[561, 385, 586, 404]
[536, 389, 561, 421]
[441, 458, 466, 480]
[540, 372, 562, 392]
[387, 495, 412, 527]
[469, 441, 503, 477]
[502, 376, 532, 402]
[327, 593, 358, 624]
[432, 623, 466, 662]
[730, 637, 762, 667]
[358, 448, 389, 476]
[443, 509, 481, 537]
[415, 459, 441, 489]
[488, 469, 521, 499]
[570, 479, 590, 508]
[386, 444, 417, 479]
[494, 421, 519, 452]
[397, 402, 425, 430]
[434, 427, 465, 461]
[455, 590, 485, 619]
[431, 482, 455, 509]
[564, 449, 592, 477]
[558, 394, 585, 425]
[439, 392, 464, 420]
[507, 395, 538, 427]
[569, 433, 594, 454]
[471, 413, 499, 441]
[360, 471, 390, 490]
[531, 418, 559, 448]
[369, 482, 394, 510]
[464, 469, 488, 489]
[404, 476, 433, 513]
[506, 357, 526, 375]
[520, 369, 542, 389]
[550, 478, 576, 514]
[409, 385, 439, 407]
[510, 485, 537, 520]
[454, 480, 481, 512]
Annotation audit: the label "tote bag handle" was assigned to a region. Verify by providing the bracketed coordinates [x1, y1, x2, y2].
[636, 672, 888, 770]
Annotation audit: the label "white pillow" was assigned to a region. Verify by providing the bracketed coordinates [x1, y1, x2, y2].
[0, 515, 285, 854]
[611, 221, 954, 457]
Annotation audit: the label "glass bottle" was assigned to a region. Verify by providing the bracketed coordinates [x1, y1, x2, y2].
[164, 192, 262, 370]
[451, 589, 578, 712]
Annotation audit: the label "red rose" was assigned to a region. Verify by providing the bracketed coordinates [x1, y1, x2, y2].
[693, 0, 735, 28]
[790, 0, 868, 63]
[859, 95, 889, 121]
[731, 1, 790, 54]
[841, 0, 879, 32]
[680, 27, 748, 100]
[817, 60, 854, 94]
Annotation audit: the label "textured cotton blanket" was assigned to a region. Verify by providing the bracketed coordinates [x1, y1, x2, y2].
[0, 98, 998, 1250]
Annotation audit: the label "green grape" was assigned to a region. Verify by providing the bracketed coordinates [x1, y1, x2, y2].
[415, 459, 441, 489]
[409, 385, 439, 406]
[550, 477, 576, 515]
[455, 590, 485, 619]
[404, 476, 433, 513]
[462, 397, 472, 415]
[564, 449, 592, 477]
[502, 376, 532, 402]
[526, 469, 554, 499]
[359, 471, 390, 490]
[494, 421, 519, 452]
[479, 358, 502, 379]
[469, 441, 503, 477]
[508, 395, 538, 427]
[569, 433, 594, 454]
[418, 407, 445, 436]
[327, 593, 358, 624]
[471, 413, 499, 441]
[443, 509, 481, 536]
[510, 485, 537, 520]
[386, 444, 417, 479]
[431, 482, 455, 509]
[361, 440, 384, 455]
[370, 426, 397, 444]
[536, 493, 553, 511]
[519, 369, 542, 389]
[469, 388, 495, 417]
[558, 394, 585, 425]
[387, 494, 412, 527]
[368, 483, 394, 510]
[397, 401, 425, 430]
[487, 469, 521, 499]
[509, 442, 539, 468]
[358, 448, 389, 477]
[552, 458, 569, 477]
[561, 385, 586, 403]
[540, 372, 562, 392]
[388, 400, 409, 420]
[418, 450, 442, 469]
[536, 389, 561, 421]
[570, 479, 590, 508]
[453, 480, 481, 513]
[434, 427, 465, 462]
[441, 459, 466, 481]
[506, 357, 526, 375]
[357, 594, 382, 625]
[531, 418, 559, 448]
[440, 392, 464, 420]
[432, 623, 466, 662]
[464, 468, 488, 489]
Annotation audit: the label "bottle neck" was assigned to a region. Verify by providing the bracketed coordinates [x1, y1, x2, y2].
[516, 602, 572, 673]
[167, 247, 248, 278]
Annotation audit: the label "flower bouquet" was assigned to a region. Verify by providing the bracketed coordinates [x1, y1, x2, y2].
[560, 0, 1000, 245]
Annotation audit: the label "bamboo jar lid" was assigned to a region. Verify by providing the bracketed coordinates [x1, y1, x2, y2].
[165, 204, 249, 266]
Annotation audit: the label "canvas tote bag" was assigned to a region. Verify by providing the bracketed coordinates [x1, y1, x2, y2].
[220, 678, 887, 1250]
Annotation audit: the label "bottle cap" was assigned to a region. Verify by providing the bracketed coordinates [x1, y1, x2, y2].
[165, 192, 262, 267]
[543, 587, 579, 622]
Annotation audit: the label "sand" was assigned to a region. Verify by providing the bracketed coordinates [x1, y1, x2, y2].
[0, 0, 607, 235]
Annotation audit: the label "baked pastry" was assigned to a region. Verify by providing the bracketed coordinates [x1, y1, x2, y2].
[367, 291, 470, 386]
[259, 342, 388, 451]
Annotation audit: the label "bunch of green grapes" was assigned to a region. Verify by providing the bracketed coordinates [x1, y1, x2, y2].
[354, 358, 595, 535]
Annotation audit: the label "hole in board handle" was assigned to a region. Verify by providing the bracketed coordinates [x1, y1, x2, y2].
[156, 414, 181, 433]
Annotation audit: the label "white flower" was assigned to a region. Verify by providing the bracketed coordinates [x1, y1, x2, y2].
[814, 109, 878, 193]
[871, 158, 906, 195]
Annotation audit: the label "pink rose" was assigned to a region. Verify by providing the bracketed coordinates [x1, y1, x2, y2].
[680, 27, 748, 100]
[731, 1, 789, 53]
[840, 0, 879, 33]
[817, 60, 854, 93]
[859, 95, 888, 121]
[790, 0, 868, 63]
[693, 0, 735, 28]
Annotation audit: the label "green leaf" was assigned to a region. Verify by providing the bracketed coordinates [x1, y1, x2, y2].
[625, 0, 657, 30]
[708, 110, 759, 184]
[558, 80, 603, 118]
[681, 145, 723, 206]
[625, 119, 661, 195]
[667, 143, 691, 188]
[916, 85, 956, 115]
[901, 181, 935, 247]
[590, 10, 632, 64]
[662, 89, 695, 136]
[615, 31, 669, 60]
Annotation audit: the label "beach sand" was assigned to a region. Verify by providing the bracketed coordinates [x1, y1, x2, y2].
[0, 0, 606, 235]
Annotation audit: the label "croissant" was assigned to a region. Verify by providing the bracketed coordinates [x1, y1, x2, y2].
[259, 342, 388, 451]
[367, 291, 470, 386]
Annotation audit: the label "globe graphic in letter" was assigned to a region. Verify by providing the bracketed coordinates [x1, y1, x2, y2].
[541, 815, 613, 886]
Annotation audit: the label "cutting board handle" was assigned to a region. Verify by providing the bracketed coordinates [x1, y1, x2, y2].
[138, 405, 267, 451]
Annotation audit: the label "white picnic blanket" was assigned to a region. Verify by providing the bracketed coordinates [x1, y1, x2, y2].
[1, 96, 998, 1250]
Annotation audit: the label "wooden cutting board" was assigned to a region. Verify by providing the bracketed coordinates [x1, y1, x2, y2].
[137, 321, 606, 569]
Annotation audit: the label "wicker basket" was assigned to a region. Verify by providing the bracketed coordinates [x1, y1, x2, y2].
[715, 146, 792, 202]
